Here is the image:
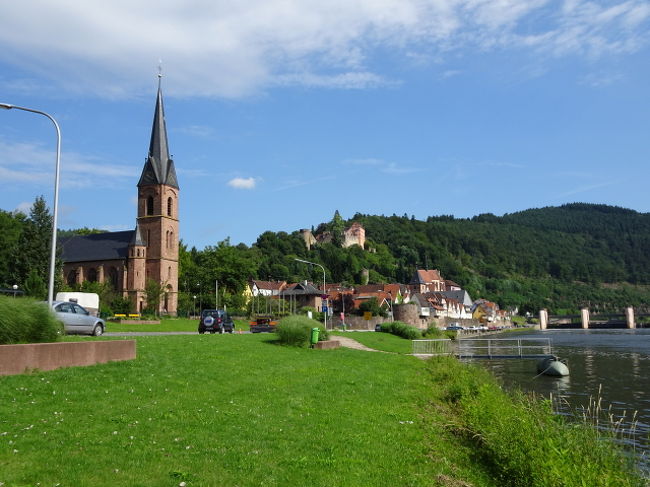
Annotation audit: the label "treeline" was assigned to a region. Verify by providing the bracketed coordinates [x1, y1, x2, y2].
[0, 197, 59, 298]
[2, 199, 649, 315]
[181, 203, 650, 315]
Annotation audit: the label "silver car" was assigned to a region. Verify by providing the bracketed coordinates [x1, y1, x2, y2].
[49, 301, 105, 336]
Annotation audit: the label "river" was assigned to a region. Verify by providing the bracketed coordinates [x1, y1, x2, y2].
[472, 328, 650, 470]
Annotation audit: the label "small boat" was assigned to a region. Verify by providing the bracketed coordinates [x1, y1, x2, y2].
[536, 356, 570, 377]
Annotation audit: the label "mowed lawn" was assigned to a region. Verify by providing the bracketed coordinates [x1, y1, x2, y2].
[0, 334, 462, 487]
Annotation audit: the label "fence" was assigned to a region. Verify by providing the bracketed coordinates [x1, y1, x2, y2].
[412, 339, 454, 355]
[411, 337, 553, 358]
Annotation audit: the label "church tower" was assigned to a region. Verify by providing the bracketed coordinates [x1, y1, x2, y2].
[136, 79, 179, 315]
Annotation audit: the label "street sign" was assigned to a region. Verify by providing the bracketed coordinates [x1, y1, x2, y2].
[322, 305, 328, 312]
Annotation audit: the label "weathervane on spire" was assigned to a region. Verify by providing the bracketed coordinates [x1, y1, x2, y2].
[157, 59, 163, 88]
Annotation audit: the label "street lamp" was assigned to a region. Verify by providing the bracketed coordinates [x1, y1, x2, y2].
[295, 258, 328, 330]
[12, 284, 18, 298]
[1, 103, 61, 308]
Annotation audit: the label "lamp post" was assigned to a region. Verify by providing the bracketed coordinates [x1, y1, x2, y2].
[294, 258, 327, 330]
[1, 103, 61, 308]
[12, 284, 18, 298]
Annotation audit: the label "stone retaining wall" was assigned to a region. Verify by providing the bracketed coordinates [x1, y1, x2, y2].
[0, 340, 137, 376]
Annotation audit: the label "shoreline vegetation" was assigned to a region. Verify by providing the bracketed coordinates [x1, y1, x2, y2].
[1, 332, 644, 486]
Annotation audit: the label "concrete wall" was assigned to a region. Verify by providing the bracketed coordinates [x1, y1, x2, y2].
[0, 340, 136, 376]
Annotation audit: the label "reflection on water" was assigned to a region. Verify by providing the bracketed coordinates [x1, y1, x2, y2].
[474, 329, 650, 470]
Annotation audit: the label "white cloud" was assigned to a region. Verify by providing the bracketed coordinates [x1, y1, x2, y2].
[0, 138, 138, 189]
[343, 157, 420, 174]
[14, 201, 33, 215]
[228, 177, 257, 189]
[0, 1, 647, 98]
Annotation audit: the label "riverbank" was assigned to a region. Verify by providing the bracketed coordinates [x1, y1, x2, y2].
[0, 334, 644, 486]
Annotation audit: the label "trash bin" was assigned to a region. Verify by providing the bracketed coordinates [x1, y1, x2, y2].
[310, 327, 320, 346]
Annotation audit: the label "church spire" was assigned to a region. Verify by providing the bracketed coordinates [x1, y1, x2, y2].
[138, 76, 179, 189]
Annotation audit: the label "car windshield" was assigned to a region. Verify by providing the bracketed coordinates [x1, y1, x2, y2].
[202, 310, 222, 318]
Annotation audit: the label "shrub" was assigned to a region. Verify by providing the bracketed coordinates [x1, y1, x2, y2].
[379, 321, 422, 340]
[423, 326, 445, 338]
[0, 296, 63, 344]
[275, 315, 328, 347]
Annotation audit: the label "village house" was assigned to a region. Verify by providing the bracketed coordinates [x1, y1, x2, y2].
[409, 269, 445, 294]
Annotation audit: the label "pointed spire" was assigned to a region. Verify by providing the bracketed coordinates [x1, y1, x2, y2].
[130, 223, 146, 246]
[138, 77, 179, 189]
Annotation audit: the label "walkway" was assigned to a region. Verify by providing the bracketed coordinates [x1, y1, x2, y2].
[333, 335, 383, 352]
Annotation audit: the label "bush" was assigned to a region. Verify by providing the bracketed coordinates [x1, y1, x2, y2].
[379, 321, 422, 340]
[275, 315, 329, 347]
[0, 296, 63, 344]
[423, 326, 445, 338]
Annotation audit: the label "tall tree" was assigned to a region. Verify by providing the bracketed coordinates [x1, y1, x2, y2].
[15, 196, 53, 289]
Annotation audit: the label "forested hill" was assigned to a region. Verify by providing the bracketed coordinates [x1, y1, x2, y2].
[264, 203, 650, 313]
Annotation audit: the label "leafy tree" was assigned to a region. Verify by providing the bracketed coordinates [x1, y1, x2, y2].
[23, 269, 47, 299]
[144, 278, 165, 316]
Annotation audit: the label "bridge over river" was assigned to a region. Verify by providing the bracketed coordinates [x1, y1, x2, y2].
[539, 307, 649, 330]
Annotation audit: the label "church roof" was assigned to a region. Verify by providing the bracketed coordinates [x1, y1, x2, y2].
[138, 84, 179, 189]
[60, 231, 134, 263]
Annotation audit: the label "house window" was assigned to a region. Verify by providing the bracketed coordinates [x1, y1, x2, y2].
[67, 270, 76, 287]
[146, 196, 154, 216]
[167, 197, 173, 217]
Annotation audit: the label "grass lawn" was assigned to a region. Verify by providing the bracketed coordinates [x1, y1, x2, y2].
[106, 318, 251, 333]
[1, 334, 641, 486]
[0, 334, 491, 487]
[331, 331, 414, 354]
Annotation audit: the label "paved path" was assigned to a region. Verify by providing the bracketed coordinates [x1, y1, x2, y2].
[333, 335, 383, 352]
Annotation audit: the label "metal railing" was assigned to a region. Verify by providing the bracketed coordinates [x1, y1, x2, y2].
[456, 338, 552, 358]
[412, 339, 454, 356]
[412, 338, 553, 358]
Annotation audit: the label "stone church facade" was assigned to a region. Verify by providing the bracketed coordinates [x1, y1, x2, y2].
[61, 83, 179, 315]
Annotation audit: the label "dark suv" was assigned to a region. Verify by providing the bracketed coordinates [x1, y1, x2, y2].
[198, 309, 234, 334]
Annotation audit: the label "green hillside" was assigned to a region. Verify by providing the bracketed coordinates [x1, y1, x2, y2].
[245, 203, 650, 314]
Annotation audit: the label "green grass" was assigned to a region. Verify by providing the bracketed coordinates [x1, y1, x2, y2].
[331, 331, 414, 354]
[106, 317, 250, 333]
[0, 335, 643, 486]
[0, 334, 463, 486]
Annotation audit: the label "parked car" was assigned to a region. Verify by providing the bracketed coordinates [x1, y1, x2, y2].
[249, 315, 277, 333]
[47, 300, 105, 336]
[198, 309, 234, 334]
[446, 325, 464, 331]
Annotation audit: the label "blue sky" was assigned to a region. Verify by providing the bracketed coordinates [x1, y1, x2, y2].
[1, 1, 649, 249]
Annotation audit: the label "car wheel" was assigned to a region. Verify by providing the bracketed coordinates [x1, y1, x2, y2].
[93, 324, 103, 336]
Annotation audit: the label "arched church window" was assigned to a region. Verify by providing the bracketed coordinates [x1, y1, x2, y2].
[146, 196, 154, 215]
[108, 267, 119, 289]
[88, 268, 98, 283]
[167, 197, 173, 217]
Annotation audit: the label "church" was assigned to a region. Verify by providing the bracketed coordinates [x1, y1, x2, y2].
[61, 82, 179, 315]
